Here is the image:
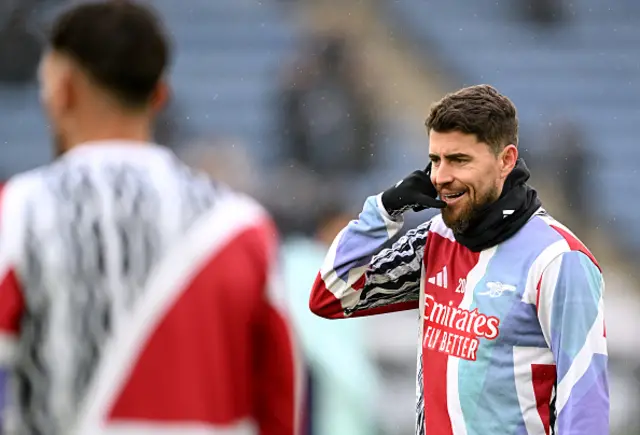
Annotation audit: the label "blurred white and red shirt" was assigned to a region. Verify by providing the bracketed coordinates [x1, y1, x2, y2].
[0, 141, 301, 435]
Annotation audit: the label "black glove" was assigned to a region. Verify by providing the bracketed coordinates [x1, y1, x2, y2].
[381, 164, 446, 217]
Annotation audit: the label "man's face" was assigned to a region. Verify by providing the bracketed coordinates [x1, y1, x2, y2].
[428, 130, 517, 234]
[38, 51, 73, 157]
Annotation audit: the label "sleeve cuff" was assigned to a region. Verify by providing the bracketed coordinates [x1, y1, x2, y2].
[375, 193, 404, 225]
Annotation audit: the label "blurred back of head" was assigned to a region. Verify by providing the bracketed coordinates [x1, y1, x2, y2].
[40, 0, 171, 155]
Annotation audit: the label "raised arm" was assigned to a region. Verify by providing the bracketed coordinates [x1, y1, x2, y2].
[310, 193, 434, 319]
[310, 167, 444, 320]
[537, 250, 609, 434]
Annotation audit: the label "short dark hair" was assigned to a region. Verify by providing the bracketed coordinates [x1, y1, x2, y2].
[426, 84, 518, 154]
[49, 1, 170, 109]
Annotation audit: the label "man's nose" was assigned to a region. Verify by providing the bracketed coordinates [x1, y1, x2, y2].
[432, 162, 454, 187]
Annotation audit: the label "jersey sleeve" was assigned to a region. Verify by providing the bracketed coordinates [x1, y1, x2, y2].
[0, 267, 22, 361]
[251, 222, 300, 435]
[309, 194, 427, 319]
[0, 183, 23, 350]
[537, 250, 609, 435]
[0, 183, 24, 433]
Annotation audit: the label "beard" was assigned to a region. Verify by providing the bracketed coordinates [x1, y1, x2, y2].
[441, 183, 501, 235]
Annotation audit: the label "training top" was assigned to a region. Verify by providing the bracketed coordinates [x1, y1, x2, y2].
[0, 142, 300, 435]
[310, 194, 608, 435]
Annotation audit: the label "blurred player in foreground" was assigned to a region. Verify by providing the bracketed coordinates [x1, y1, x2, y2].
[310, 85, 608, 434]
[0, 2, 299, 434]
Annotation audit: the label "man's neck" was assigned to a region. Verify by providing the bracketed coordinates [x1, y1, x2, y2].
[66, 119, 153, 151]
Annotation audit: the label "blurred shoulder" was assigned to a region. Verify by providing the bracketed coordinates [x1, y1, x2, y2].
[1, 164, 58, 207]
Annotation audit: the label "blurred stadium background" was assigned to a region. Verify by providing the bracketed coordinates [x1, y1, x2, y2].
[1, 0, 639, 434]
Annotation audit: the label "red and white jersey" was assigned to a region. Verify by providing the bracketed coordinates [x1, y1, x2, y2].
[310, 194, 608, 435]
[0, 142, 300, 435]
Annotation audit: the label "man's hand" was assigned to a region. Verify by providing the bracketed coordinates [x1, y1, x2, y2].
[381, 164, 446, 218]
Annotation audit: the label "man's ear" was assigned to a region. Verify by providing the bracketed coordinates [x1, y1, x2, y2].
[40, 52, 75, 115]
[500, 144, 518, 178]
[150, 79, 170, 113]
[57, 66, 76, 113]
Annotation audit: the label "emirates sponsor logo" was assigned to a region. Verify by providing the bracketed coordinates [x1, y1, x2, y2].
[422, 294, 500, 361]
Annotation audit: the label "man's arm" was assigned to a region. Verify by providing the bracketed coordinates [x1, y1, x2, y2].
[310, 194, 430, 319]
[0, 183, 23, 433]
[0, 267, 21, 434]
[252, 221, 300, 435]
[537, 250, 609, 434]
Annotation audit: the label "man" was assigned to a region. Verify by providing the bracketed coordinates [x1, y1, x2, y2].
[0, 2, 299, 435]
[309, 85, 608, 434]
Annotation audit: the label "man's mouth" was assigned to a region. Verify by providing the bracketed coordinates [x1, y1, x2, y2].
[441, 191, 466, 204]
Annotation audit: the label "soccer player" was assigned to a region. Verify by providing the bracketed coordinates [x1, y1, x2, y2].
[0, 2, 299, 434]
[309, 85, 608, 434]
